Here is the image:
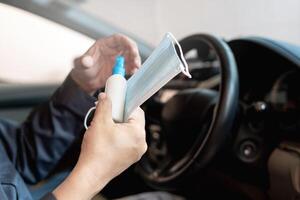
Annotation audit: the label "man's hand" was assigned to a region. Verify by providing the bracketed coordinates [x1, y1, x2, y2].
[79, 93, 147, 178]
[71, 34, 141, 93]
[53, 93, 147, 200]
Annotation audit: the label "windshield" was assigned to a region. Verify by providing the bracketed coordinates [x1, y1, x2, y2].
[0, 0, 300, 84]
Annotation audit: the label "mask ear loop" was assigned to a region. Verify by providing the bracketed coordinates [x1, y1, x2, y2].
[84, 106, 96, 130]
[167, 32, 192, 78]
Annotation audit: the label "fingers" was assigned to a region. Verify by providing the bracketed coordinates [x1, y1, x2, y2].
[93, 93, 114, 124]
[111, 34, 141, 75]
[127, 107, 145, 128]
[73, 34, 141, 75]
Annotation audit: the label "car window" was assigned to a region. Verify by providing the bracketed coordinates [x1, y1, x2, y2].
[0, 3, 94, 84]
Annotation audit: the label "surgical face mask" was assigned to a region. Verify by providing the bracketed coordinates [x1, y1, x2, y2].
[84, 32, 191, 129]
[124, 32, 191, 121]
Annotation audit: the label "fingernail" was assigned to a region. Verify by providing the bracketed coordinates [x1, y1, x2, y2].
[81, 55, 94, 68]
[98, 92, 106, 100]
[135, 57, 141, 65]
[132, 68, 138, 74]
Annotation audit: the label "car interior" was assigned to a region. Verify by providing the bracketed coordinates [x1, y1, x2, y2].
[0, 1, 299, 200]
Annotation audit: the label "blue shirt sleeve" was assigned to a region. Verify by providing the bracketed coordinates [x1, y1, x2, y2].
[0, 75, 96, 184]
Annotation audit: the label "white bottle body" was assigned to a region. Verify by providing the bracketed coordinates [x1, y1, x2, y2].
[105, 74, 127, 122]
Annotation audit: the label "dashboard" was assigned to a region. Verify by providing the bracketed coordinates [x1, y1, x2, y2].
[269, 70, 300, 134]
[145, 37, 300, 199]
[229, 39, 300, 139]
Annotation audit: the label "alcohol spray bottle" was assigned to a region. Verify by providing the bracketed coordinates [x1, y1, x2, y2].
[105, 56, 127, 122]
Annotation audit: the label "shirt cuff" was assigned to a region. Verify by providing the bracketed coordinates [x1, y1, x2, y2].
[52, 75, 97, 118]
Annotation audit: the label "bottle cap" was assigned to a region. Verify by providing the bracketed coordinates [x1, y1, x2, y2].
[112, 56, 125, 77]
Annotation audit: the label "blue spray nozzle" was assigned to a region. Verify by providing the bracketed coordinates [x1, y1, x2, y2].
[112, 56, 125, 77]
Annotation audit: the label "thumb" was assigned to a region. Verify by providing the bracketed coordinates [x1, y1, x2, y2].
[73, 43, 97, 69]
[73, 55, 94, 69]
[93, 93, 113, 124]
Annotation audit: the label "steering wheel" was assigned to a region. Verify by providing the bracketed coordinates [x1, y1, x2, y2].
[136, 34, 239, 189]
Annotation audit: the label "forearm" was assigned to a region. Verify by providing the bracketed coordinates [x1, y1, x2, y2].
[52, 94, 147, 200]
[53, 159, 111, 200]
